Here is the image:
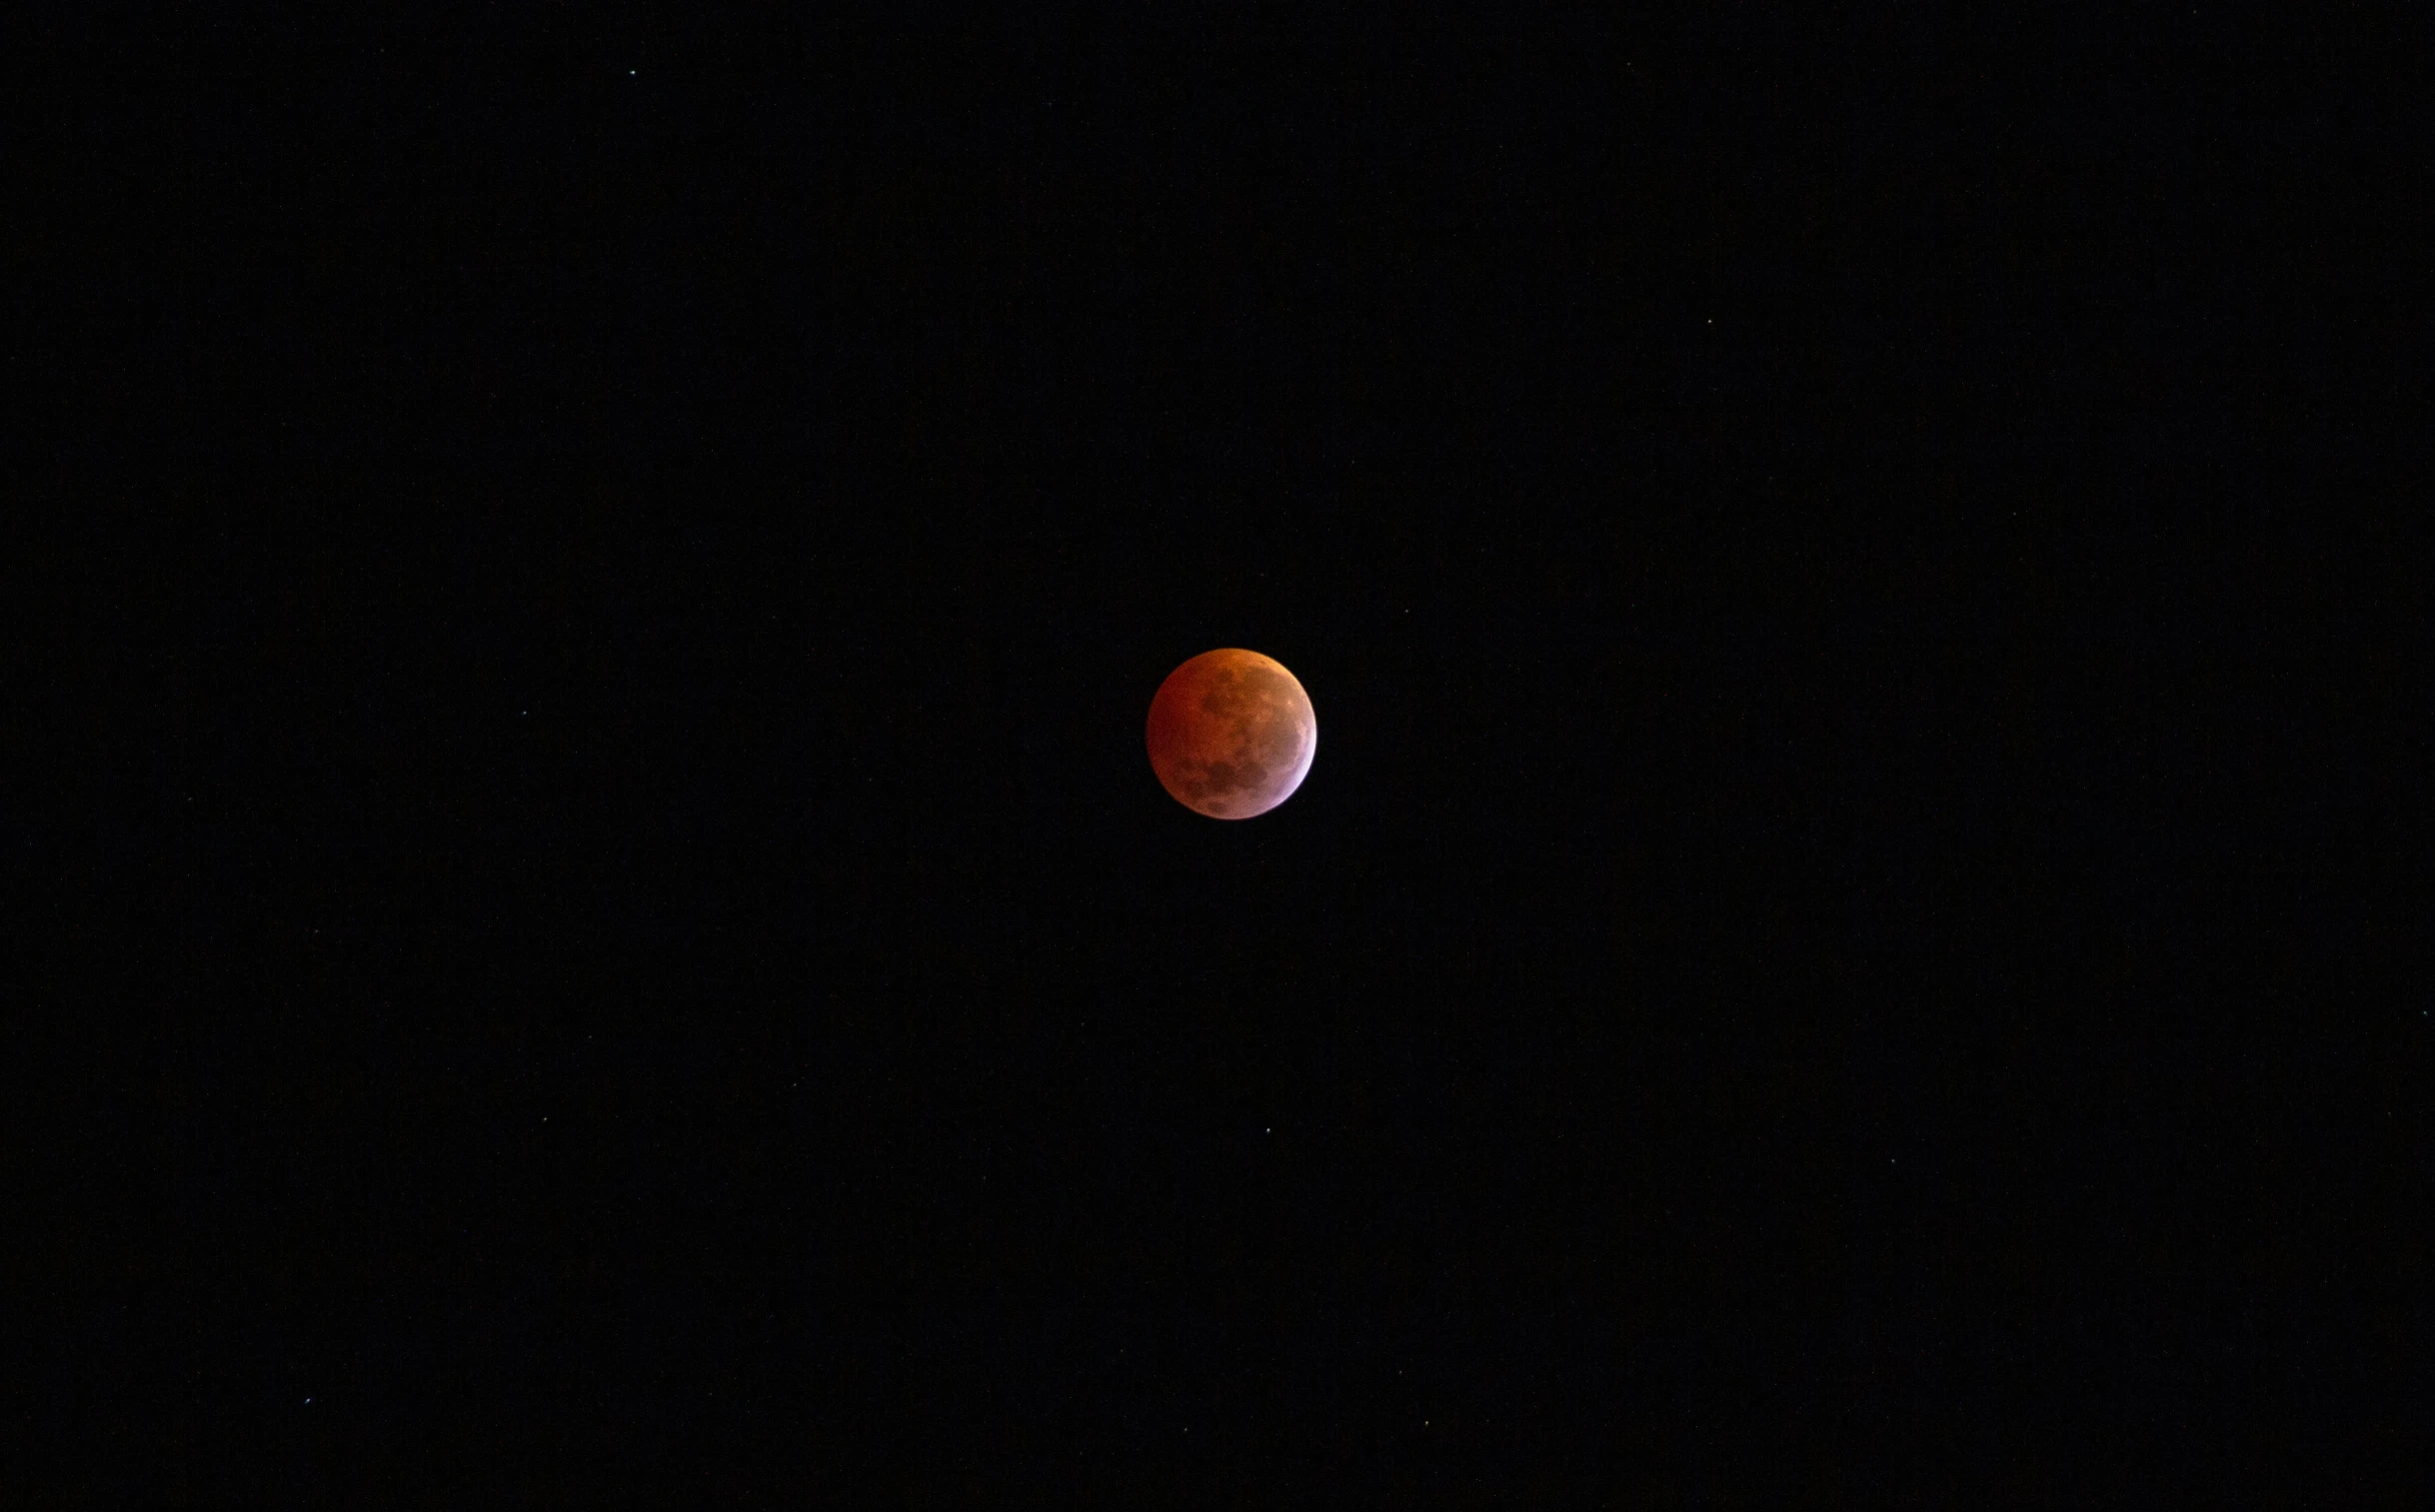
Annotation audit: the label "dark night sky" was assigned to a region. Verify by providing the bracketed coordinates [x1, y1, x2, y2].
[17, 6, 2424, 1504]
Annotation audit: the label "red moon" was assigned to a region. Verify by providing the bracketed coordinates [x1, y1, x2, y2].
[1146, 649, 1317, 819]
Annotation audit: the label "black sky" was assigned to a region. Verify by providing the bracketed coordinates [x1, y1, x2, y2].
[18, 5, 2424, 1504]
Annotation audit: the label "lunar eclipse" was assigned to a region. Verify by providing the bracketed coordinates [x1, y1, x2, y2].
[1146, 649, 1316, 819]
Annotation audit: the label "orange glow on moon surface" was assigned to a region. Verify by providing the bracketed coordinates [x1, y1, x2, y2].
[1145, 649, 1316, 819]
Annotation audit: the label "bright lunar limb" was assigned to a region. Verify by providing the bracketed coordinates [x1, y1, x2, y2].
[1145, 648, 1316, 819]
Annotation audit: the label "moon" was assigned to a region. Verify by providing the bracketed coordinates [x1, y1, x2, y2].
[1146, 649, 1317, 819]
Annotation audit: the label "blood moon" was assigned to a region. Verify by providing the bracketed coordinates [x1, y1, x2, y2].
[1146, 649, 1317, 819]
